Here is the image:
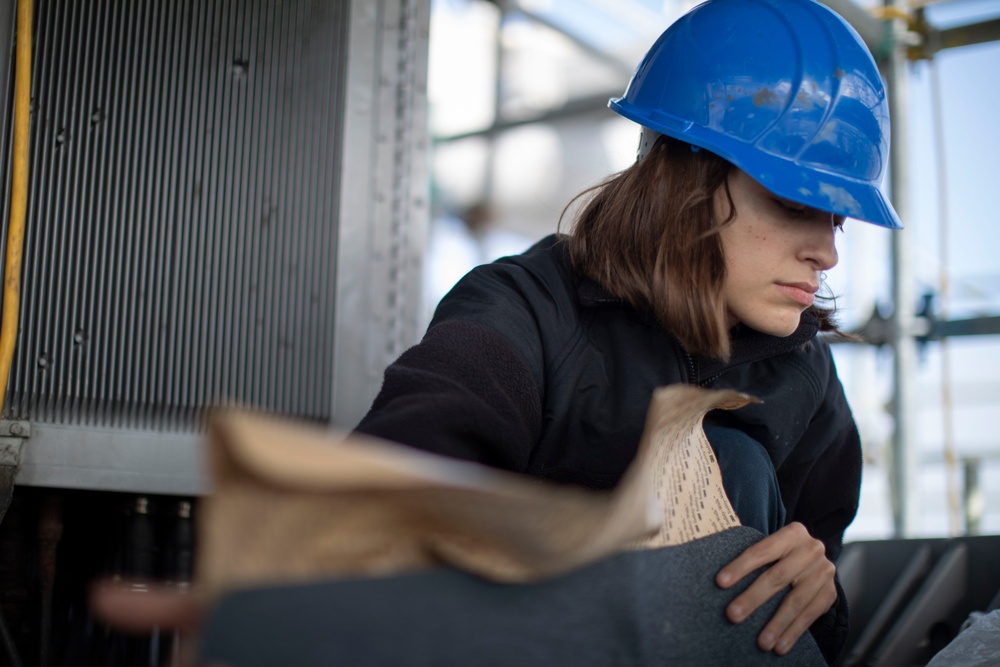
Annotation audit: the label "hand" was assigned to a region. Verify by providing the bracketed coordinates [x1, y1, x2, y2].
[715, 522, 837, 656]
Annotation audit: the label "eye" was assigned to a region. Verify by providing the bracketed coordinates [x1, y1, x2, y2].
[773, 198, 808, 219]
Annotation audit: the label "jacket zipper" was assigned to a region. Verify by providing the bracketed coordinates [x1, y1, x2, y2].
[684, 350, 697, 385]
[683, 348, 728, 387]
[700, 372, 725, 386]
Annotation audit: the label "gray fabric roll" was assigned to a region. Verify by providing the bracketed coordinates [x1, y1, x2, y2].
[199, 526, 827, 666]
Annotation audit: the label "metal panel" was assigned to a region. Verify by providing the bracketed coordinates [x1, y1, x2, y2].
[1, 0, 347, 430]
[0, 0, 430, 492]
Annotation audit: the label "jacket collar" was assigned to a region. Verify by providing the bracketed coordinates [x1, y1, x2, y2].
[577, 278, 625, 307]
[694, 315, 818, 382]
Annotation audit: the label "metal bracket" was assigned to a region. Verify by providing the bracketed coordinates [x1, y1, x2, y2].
[0, 420, 31, 467]
[0, 420, 29, 527]
[828, 292, 1000, 348]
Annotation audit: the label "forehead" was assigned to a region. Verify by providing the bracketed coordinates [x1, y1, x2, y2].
[730, 169, 844, 219]
[730, 169, 783, 199]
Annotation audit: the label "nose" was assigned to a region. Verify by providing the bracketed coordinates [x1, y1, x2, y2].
[800, 216, 839, 271]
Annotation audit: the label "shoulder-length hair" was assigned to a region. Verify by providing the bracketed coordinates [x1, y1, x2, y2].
[563, 135, 839, 360]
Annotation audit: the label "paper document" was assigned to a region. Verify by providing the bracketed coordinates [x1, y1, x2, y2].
[632, 387, 754, 548]
[197, 385, 755, 598]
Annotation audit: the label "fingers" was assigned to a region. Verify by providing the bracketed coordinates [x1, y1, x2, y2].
[749, 546, 836, 654]
[89, 578, 203, 634]
[716, 522, 811, 591]
[762, 563, 837, 655]
[716, 522, 837, 655]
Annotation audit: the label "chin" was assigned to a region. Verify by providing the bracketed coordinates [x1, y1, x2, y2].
[730, 305, 805, 338]
[768, 326, 801, 338]
[747, 315, 802, 338]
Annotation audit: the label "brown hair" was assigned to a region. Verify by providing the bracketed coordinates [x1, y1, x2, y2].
[562, 135, 840, 360]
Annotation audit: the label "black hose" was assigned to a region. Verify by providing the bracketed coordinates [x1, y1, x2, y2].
[0, 603, 25, 667]
[0, 470, 23, 667]
[38, 494, 63, 667]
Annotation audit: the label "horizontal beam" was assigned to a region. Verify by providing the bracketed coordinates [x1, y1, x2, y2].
[433, 91, 617, 143]
[935, 315, 1000, 339]
[917, 16, 1000, 58]
[16, 424, 206, 495]
[829, 308, 1000, 347]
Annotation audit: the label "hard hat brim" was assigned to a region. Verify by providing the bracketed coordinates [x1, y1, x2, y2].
[610, 97, 904, 230]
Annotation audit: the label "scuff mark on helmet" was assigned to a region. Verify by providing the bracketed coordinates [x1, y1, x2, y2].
[816, 118, 840, 142]
[820, 182, 862, 217]
[753, 88, 779, 107]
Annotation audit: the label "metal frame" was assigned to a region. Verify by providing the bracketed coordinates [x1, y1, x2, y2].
[17, 427, 204, 494]
[332, 0, 431, 431]
[11, 0, 431, 495]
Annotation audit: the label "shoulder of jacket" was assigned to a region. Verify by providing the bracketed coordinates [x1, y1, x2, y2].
[431, 234, 581, 331]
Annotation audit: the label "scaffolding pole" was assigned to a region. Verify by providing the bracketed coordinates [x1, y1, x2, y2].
[885, 0, 920, 537]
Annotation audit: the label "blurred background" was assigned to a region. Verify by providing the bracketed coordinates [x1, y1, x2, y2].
[0, 0, 996, 664]
[421, 0, 1000, 541]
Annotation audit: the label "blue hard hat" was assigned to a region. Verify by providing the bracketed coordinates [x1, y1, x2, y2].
[609, 0, 902, 229]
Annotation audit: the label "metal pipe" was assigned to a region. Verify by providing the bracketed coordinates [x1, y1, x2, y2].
[513, 7, 635, 76]
[963, 459, 982, 535]
[434, 91, 618, 144]
[926, 41, 962, 537]
[885, 0, 919, 537]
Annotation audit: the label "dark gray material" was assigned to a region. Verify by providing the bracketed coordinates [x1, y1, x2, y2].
[0, 0, 348, 430]
[836, 535, 1000, 666]
[870, 544, 968, 667]
[198, 526, 827, 667]
[840, 543, 932, 666]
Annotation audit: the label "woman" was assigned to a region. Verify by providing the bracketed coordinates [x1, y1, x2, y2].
[356, 0, 901, 663]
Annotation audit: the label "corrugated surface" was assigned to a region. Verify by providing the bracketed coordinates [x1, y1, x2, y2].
[0, 0, 347, 431]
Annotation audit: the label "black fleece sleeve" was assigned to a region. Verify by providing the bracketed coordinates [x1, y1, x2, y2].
[354, 318, 543, 473]
[785, 393, 861, 561]
[782, 348, 862, 665]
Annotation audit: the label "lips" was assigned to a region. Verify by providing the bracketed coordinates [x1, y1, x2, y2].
[776, 282, 818, 307]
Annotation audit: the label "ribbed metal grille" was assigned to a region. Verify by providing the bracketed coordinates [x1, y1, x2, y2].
[0, 0, 347, 430]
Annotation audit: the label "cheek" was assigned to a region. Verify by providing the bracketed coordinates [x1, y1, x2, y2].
[721, 233, 764, 288]
[721, 253, 755, 304]
[743, 222, 768, 243]
[735, 223, 774, 257]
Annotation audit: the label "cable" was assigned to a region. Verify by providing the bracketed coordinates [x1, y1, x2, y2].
[0, 0, 32, 415]
[0, 2, 32, 665]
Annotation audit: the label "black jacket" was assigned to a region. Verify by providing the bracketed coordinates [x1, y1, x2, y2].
[357, 234, 860, 662]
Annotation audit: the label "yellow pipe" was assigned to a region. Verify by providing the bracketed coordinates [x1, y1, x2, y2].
[0, 0, 33, 415]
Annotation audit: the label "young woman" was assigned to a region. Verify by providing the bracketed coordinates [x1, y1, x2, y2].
[356, 0, 901, 662]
